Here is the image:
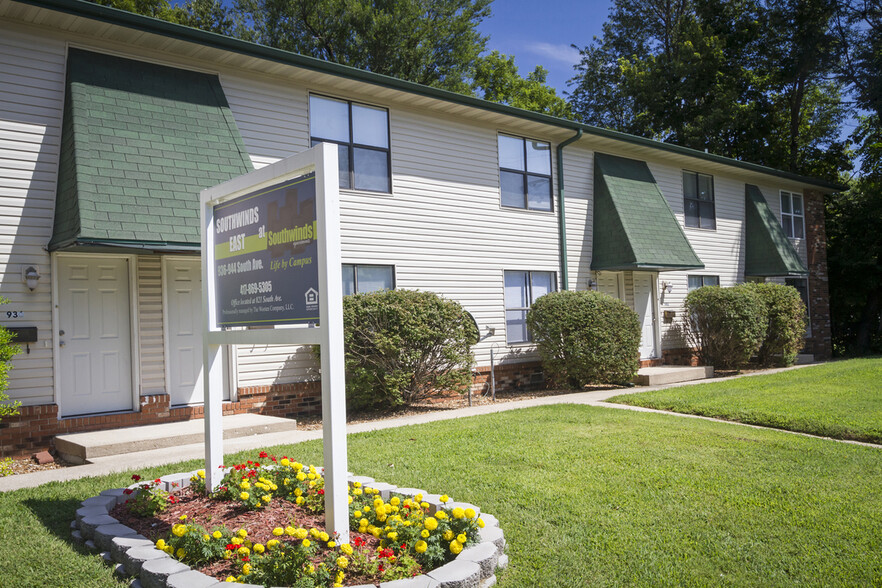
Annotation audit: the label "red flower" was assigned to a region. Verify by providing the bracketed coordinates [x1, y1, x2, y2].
[123, 488, 133, 495]
[154, 479, 161, 484]
[259, 451, 268, 459]
[226, 543, 236, 550]
[131, 474, 141, 481]
[378, 565, 384, 573]
[318, 489, 325, 495]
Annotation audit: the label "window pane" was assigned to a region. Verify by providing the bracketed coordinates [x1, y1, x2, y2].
[704, 275, 720, 287]
[498, 135, 525, 171]
[352, 103, 388, 148]
[793, 217, 804, 239]
[501, 170, 525, 208]
[781, 193, 792, 214]
[699, 201, 716, 229]
[505, 310, 528, 344]
[526, 140, 551, 175]
[688, 276, 703, 291]
[504, 271, 528, 309]
[792, 194, 803, 216]
[314, 139, 350, 189]
[341, 264, 355, 296]
[353, 147, 389, 192]
[527, 175, 552, 211]
[684, 199, 700, 228]
[530, 271, 554, 301]
[697, 174, 713, 201]
[310, 95, 349, 143]
[783, 216, 793, 238]
[356, 265, 393, 293]
[683, 172, 697, 199]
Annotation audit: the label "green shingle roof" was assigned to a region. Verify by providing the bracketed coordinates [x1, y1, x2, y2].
[49, 48, 253, 250]
[744, 184, 807, 276]
[591, 153, 704, 272]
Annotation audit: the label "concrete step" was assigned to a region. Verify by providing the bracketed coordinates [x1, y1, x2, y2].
[633, 366, 714, 386]
[796, 354, 815, 365]
[54, 413, 298, 464]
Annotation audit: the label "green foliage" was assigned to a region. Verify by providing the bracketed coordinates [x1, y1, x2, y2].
[683, 284, 767, 370]
[123, 475, 174, 516]
[472, 51, 572, 117]
[341, 289, 477, 410]
[158, 522, 231, 566]
[526, 290, 640, 386]
[0, 303, 21, 422]
[741, 282, 807, 366]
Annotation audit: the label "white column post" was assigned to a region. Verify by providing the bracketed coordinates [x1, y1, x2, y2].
[201, 193, 225, 491]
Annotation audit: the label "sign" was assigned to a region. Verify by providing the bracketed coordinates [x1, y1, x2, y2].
[212, 173, 319, 327]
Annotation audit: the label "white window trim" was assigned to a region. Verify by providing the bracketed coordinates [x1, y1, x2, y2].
[780, 190, 806, 239]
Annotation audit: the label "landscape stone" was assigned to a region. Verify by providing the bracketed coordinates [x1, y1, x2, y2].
[77, 505, 113, 523]
[380, 576, 441, 588]
[70, 530, 83, 544]
[458, 542, 499, 579]
[111, 536, 153, 561]
[139, 556, 191, 588]
[79, 513, 119, 539]
[364, 482, 397, 500]
[479, 513, 499, 529]
[477, 526, 505, 554]
[479, 574, 497, 588]
[122, 546, 168, 577]
[34, 450, 53, 464]
[81, 494, 118, 511]
[448, 502, 480, 517]
[165, 569, 224, 588]
[496, 554, 509, 570]
[94, 522, 139, 551]
[100, 487, 129, 505]
[348, 475, 375, 486]
[426, 559, 481, 588]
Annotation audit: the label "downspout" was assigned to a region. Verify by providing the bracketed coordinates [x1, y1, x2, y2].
[556, 128, 582, 290]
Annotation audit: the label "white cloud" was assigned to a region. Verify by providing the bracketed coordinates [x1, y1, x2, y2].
[526, 42, 581, 66]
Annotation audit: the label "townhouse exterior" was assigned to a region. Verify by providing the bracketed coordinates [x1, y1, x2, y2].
[0, 0, 836, 456]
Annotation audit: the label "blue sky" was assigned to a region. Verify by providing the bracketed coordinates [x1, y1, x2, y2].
[477, 0, 613, 96]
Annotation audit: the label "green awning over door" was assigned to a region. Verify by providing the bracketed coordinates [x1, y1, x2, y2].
[744, 184, 807, 276]
[591, 153, 704, 272]
[50, 49, 253, 251]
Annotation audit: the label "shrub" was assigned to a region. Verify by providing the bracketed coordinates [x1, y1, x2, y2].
[341, 289, 478, 410]
[0, 301, 20, 423]
[526, 290, 641, 387]
[683, 285, 767, 370]
[741, 282, 807, 367]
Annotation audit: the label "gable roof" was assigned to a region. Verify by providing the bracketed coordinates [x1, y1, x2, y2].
[744, 184, 807, 276]
[50, 48, 253, 251]
[591, 153, 704, 272]
[8, 0, 843, 193]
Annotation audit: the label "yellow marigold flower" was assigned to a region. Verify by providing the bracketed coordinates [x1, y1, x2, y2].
[403, 498, 412, 507]
[373, 497, 384, 509]
[320, 532, 330, 542]
[421, 502, 430, 510]
[294, 488, 303, 497]
[179, 515, 188, 521]
[477, 518, 485, 528]
[457, 533, 467, 544]
[223, 550, 232, 559]
[296, 472, 307, 481]
[437, 511, 449, 520]
[203, 534, 210, 541]
[172, 524, 186, 537]
[415, 540, 427, 553]
[443, 530, 454, 541]
[309, 527, 319, 537]
[267, 539, 279, 549]
[424, 517, 438, 531]
[371, 528, 381, 538]
[240, 481, 250, 490]
[440, 494, 449, 503]
[327, 541, 336, 548]
[155, 539, 166, 549]
[390, 496, 401, 506]
[450, 540, 463, 554]
[293, 461, 303, 471]
[285, 526, 296, 536]
[237, 529, 248, 538]
[197, 470, 205, 479]
[253, 543, 265, 554]
[377, 514, 387, 523]
[363, 505, 371, 512]
[341, 543, 353, 555]
[242, 563, 252, 575]
[280, 458, 290, 467]
[271, 527, 282, 536]
[176, 548, 186, 559]
[359, 518, 369, 527]
[354, 510, 362, 518]
[237, 546, 250, 556]
[296, 496, 304, 505]
[164, 545, 174, 555]
[421, 529, 430, 538]
[353, 488, 363, 496]
[465, 508, 476, 519]
[231, 537, 242, 546]
[302, 539, 311, 548]
[225, 576, 236, 582]
[306, 563, 315, 574]
[239, 492, 249, 500]
[452, 507, 465, 519]
[307, 472, 316, 480]
[415, 493, 423, 502]
[336, 556, 349, 568]
[387, 531, 398, 541]
[261, 494, 271, 503]
[384, 504, 393, 514]
[213, 531, 223, 539]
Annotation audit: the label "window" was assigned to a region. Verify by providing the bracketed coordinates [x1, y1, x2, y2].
[683, 171, 715, 229]
[342, 264, 394, 295]
[498, 134, 552, 211]
[310, 94, 390, 193]
[785, 277, 811, 335]
[780, 191, 805, 239]
[504, 270, 555, 343]
[687, 275, 720, 291]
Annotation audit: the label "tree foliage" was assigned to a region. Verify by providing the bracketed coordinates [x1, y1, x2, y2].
[472, 51, 572, 118]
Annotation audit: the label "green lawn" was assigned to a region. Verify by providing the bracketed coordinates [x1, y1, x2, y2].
[608, 357, 882, 444]
[2, 404, 881, 587]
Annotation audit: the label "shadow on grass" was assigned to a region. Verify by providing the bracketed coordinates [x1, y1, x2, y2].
[23, 497, 86, 544]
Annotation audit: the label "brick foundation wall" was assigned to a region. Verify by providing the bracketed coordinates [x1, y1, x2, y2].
[804, 189, 833, 360]
[469, 361, 546, 394]
[662, 347, 701, 366]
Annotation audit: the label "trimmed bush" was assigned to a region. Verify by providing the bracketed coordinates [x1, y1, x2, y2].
[683, 285, 767, 370]
[341, 289, 477, 410]
[527, 290, 641, 387]
[741, 282, 807, 367]
[0, 299, 19, 423]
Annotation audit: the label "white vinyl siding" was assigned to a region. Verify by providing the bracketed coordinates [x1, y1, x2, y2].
[137, 256, 166, 395]
[0, 27, 66, 405]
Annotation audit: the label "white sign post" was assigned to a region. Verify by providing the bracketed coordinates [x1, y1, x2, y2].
[199, 143, 349, 542]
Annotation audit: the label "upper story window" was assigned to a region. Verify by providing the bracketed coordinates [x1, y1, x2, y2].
[342, 264, 394, 295]
[687, 275, 720, 291]
[780, 191, 805, 239]
[504, 270, 555, 344]
[310, 94, 390, 193]
[498, 134, 552, 211]
[683, 171, 715, 229]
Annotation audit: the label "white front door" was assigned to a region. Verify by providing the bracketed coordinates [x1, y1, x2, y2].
[58, 257, 133, 416]
[633, 272, 658, 359]
[164, 258, 204, 406]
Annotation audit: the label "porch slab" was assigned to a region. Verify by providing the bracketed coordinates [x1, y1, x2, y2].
[54, 413, 297, 464]
[633, 366, 714, 386]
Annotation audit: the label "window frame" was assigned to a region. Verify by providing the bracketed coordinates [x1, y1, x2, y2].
[785, 277, 811, 337]
[687, 275, 720, 291]
[309, 93, 392, 194]
[504, 269, 557, 344]
[780, 190, 805, 239]
[683, 170, 716, 230]
[498, 133, 553, 212]
[342, 263, 396, 295]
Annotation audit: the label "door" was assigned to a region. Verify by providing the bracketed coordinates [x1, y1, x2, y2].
[58, 257, 133, 416]
[165, 258, 204, 406]
[633, 272, 658, 359]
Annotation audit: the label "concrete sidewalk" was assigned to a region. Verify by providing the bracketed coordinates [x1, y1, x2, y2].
[0, 363, 825, 492]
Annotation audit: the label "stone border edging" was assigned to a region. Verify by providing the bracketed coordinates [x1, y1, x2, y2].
[72, 471, 507, 588]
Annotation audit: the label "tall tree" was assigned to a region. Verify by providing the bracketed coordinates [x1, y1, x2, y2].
[472, 51, 572, 118]
[232, 0, 491, 93]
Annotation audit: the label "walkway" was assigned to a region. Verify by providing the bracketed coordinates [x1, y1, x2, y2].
[1, 362, 875, 492]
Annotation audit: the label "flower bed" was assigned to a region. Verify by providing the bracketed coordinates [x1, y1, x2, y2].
[71, 454, 506, 588]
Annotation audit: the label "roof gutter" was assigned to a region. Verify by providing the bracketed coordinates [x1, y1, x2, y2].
[556, 128, 582, 290]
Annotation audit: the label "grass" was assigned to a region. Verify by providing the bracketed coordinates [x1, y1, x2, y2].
[608, 357, 882, 444]
[2, 404, 881, 587]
